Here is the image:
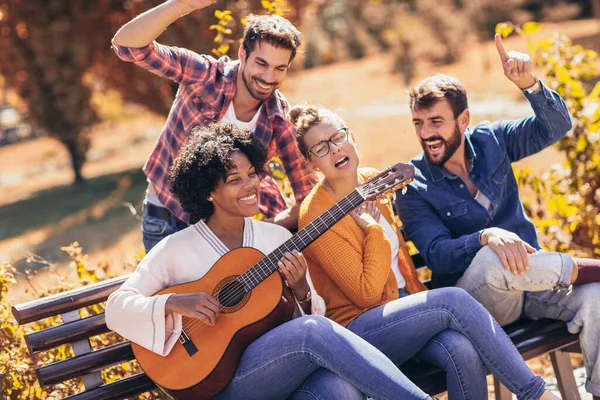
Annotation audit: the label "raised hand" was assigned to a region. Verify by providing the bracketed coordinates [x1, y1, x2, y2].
[494, 34, 536, 90]
[165, 292, 221, 326]
[480, 227, 537, 276]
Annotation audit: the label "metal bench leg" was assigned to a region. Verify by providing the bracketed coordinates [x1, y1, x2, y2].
[494, 377, 512, 400]
[550, 349, 581, 400]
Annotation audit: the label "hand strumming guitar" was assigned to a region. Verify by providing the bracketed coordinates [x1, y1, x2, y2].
[166, 292, 221, 326]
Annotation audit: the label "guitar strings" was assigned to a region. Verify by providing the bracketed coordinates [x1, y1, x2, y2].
[181, 183, 399, 333]
[182, 196, 365, 334]
[187, 189, 365, 323]
[213, 193, 361, 308]
[181, 210, 346, 333]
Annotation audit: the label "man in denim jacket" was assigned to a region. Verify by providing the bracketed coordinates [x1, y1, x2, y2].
[397, 35, 600, 397]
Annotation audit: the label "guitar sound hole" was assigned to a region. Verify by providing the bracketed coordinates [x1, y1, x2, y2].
[218, 280, 246, 308]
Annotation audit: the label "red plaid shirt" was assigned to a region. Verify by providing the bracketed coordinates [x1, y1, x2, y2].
[113, 41, 313, 222]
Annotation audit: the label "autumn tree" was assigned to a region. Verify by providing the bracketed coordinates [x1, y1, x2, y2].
[0, 0, 272, 184]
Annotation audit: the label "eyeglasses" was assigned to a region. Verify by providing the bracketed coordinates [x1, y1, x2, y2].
[308, 127, 349, 158]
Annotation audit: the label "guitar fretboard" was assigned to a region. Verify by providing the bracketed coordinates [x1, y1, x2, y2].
[238, 189, 365, 291]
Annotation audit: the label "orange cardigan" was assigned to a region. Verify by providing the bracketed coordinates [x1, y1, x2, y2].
[299, 168, 428, 327]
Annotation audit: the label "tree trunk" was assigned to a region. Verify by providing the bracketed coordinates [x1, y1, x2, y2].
[64, 139, 85, 184]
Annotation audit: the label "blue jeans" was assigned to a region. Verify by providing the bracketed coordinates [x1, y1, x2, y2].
[458, 246, 600, 395]
[290, 370, 366, 400]
[141, 207, 187, 252]
[347, 288, 546, 400]
[214, 315, 433, 400]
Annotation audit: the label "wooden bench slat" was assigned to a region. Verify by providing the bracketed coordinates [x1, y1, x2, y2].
[12, 275, 129, 325]
[37, 341, 134, 387]
[25, 314, 109, 354]
[64, 373, 156, 400]
[516, 326, 579, 361]
[504, 319, 566, 340]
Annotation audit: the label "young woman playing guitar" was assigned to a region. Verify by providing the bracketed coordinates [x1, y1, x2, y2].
[106, 123, 441, 400]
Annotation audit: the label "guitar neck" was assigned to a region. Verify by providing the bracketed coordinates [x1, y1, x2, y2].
[239, 189, 364, 291]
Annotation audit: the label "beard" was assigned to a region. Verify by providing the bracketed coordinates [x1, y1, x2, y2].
[422, 122, 462, 166]
[241, 67, 277, 101]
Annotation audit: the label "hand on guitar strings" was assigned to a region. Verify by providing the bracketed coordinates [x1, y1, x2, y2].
[278, 250, 311, 301]
[165, 292, 221, 326]
[350, 200, 381, 231]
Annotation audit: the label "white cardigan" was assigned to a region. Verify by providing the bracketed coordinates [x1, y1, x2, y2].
[106, 218, 326, 356]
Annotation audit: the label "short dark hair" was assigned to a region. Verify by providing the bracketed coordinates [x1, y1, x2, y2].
[169, 123, 267, 224]
[242, 14, 301, 62]
[409, 74, 468, 118]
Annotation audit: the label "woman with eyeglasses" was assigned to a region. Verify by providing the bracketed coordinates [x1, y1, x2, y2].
[292, 105, 559, 400]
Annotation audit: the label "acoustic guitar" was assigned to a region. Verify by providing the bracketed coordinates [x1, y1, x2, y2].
[132, 162, 415, 399]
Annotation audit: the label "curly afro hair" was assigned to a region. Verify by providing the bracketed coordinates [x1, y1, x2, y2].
[169, 123, 267, 224]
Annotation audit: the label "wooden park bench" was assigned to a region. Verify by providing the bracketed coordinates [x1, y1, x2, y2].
[11, 254, 583, 400]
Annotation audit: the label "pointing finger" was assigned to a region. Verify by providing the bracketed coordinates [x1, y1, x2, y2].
[495, 33, 510, 62]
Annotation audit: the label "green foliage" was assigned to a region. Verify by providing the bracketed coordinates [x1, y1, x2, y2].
[496, 21, 600, 256]
[0, 243, 155, 399]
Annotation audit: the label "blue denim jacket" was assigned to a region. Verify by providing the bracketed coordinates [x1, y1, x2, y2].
[396, 81, 572, 288]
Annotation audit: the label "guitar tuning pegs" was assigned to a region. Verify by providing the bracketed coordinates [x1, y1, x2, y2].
[401, 186, 408, 195]
[380, 197, 389, 204]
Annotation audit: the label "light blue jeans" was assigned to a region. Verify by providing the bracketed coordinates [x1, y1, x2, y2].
[346, 287, 547, 400]
[458, 246, 600, 395]
[214, 315, 433, 400]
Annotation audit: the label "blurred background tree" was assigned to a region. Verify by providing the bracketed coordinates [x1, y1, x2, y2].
[0, 0, 269, 184]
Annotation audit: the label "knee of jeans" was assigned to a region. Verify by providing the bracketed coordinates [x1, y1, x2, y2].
[437, 287, 475, 307]
[296, 315, 334, 347]
[461, 249, 506, 287]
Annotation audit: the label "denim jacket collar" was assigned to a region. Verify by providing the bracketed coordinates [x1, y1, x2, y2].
[424, 129, 478, 182]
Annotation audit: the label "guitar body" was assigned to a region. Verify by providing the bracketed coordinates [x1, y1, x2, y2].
[131, 247, 296, 400]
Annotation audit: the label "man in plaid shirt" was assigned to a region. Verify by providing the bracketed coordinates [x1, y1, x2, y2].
[113, 0, 314, 251]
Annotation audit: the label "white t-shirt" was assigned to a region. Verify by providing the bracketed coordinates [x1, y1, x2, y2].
[378, 215, 406, 290]
[474, 190, 493, 213]
[220, 101, 262, 132]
